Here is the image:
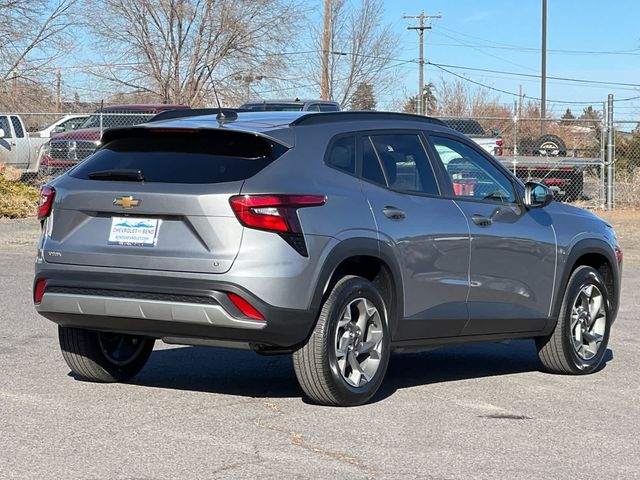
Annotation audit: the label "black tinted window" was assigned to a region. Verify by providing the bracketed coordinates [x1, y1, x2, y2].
[369, 134, 439, 195]
[10, 117, 24, 138]
[442, 119, 487, 136]
[319, 104, 339, 112]
[71, 131, 286, 184]
[327, 136, 355, 174]
[361, 137, 386, 186]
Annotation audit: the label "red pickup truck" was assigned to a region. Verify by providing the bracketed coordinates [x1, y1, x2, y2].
[39, 104, 189, 177]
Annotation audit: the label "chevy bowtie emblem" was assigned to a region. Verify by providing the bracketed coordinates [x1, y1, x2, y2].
[113, 196, 141, 208]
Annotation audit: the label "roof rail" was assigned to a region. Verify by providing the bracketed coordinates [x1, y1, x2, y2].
[290, 111, 447, 127]
[148, 108, 245, 123]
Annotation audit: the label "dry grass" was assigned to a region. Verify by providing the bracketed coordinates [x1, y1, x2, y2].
[0, 163, 39, 218]
[591, 208, 640, 266]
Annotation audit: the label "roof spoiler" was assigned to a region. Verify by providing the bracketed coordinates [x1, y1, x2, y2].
[148, 108, 248, 123]
[290, 111, 447, 127]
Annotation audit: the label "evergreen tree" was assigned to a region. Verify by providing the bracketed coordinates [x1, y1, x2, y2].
[349, 82, 377, 110]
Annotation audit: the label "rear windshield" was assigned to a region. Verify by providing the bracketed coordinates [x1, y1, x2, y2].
[441, 119, 487, 137]
[241, 103, 304, 111]
[71, 130, 287, 184]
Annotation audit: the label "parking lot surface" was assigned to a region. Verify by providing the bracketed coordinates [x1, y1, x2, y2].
[1, 220, 639, 479]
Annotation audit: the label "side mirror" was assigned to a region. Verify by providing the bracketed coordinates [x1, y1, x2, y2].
[53, 125, 66, 133]
[524, 181, 553, 209]
[0, 128, 5, 138]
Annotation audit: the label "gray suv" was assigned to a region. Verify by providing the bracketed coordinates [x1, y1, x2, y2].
[33, 111, 622, 406]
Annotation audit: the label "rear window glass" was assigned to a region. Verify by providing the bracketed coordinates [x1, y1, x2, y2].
[71, 130, 287, 184]
[441, 119, 487, 137]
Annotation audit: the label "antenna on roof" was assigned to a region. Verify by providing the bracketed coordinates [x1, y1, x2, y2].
[204, 65, 237, 123]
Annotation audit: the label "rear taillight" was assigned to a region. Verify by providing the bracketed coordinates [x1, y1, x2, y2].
[495, 138, 504, 156]
[34, 279, 47, 304]
[226, 292, 265, 321]
[37, 185, 56, 220]
[229, 194, 326, 234]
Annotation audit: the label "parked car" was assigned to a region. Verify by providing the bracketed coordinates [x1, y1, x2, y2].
[32, 114, 89, 138]
[0, 114, 48, 171]
[34, 111, 622, 407]
[37, 104, 190, 178]
[440, 118, 504, 156]
[240, 98, 340, 112]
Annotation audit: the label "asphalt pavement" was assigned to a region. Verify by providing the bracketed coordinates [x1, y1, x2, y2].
[1, 226, 639, 479]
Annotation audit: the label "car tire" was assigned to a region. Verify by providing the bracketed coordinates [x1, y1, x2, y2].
[292, 275, 391, 406]
[58, 326, 155, 383]
[536, 266, 611, 374]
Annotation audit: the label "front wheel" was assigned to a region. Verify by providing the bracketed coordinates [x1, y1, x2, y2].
[293, 276, 391, 406]
[58, 326, 155, 382]
[536, 266, 611, 374]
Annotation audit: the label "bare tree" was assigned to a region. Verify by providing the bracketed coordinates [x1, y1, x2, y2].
[435, 79, 511, 117]
[0, 0, 77, 110]
[306, 0, 399, 107]
[84, 0, 301, 106]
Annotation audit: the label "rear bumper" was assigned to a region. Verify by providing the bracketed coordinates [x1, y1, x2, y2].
[34, 269, 317, 349]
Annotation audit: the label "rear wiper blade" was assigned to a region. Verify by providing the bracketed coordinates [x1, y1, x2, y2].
[88, 169, 144, 181]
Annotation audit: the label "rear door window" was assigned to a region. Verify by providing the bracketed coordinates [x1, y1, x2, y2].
[361, 137, 386, 186]
[368, 134, 439, 195]
[71, 130, 288, 184]
[10, 117, 24, 138]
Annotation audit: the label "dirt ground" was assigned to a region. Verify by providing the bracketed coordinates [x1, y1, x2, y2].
[593, 208, 640, 266]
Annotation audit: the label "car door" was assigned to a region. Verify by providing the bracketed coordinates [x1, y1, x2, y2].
[358, 131, 471, 340]
[9, 116, 30, 168]
[0, 115, 16, 166]
[426, 133, 556, 335]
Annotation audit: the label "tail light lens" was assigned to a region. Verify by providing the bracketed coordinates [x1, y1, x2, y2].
[495, 138, 504, 156]
[38, 185, 56, 220]
[229, 194, 326, 234]
[226, 292, 265, 320]
[34, 278, 47, 304]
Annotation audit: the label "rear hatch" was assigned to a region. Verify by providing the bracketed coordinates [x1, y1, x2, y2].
[43, 128, 287, 274]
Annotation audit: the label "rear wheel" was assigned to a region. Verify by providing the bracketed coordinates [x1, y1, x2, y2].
[293, 276, 390, 406]
[536, 266, 611, 374]
[58, 326, 154, 382]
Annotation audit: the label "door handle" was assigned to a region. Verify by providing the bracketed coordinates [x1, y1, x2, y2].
[471, 214, 492, 227]
[382, 206, 406, 220]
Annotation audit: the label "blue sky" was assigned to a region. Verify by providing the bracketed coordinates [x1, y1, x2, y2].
[381, 0, 640, 118]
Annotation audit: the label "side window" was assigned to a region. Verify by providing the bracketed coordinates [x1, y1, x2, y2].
[369, 134, 439, 195]
[10, 116, 24, 138]
[430, 135, 516, 204]
[0, 116, 11, 138]
[327, 136, 355, 175]
[319, 104, 339, 112]
[306, 104, 321, 112]
[361, 137, 386, 186]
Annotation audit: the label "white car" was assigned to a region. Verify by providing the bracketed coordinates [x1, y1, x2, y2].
[32, 114, 89, 138]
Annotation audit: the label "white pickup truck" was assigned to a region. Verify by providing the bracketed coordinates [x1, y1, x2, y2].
[0, 114, 48, 173]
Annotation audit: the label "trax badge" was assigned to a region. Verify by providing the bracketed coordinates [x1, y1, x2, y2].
[113, 196, 141, 208]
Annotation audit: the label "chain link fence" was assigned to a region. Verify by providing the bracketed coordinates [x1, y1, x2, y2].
[0, 111, 161, 186]
[439, 116, 607, 208]
[1, 109, 639, 209]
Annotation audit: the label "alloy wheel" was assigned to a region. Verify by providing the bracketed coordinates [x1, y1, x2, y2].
[570, 284, 606, 361]
[334, 298, 384, 387]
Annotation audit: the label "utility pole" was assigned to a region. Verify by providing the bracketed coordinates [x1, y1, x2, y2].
[56, 70, 62, 113]
[541, 0, 547, 132]
[321, 0, 331, 100]
[518, 84, 523, 118]
[404, 12, 441, 115]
